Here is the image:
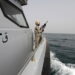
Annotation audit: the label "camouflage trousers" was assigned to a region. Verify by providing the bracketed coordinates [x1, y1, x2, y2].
[35, 35, 40, 48]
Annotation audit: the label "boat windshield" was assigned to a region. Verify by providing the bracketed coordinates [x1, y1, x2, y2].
[1, 1, 28, 28]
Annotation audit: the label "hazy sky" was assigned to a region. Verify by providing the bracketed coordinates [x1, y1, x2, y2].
[23, 0, 75, 34]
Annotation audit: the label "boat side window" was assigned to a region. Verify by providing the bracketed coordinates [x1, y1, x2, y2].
[0, 1, 29, 28]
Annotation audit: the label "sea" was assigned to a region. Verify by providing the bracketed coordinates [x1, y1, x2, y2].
[44, 33, 75, 75]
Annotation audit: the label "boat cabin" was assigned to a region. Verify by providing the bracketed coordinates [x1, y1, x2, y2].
[0, 0, 33, 75]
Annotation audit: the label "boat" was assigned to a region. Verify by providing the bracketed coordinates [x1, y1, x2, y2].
[0, 0, 47, 75]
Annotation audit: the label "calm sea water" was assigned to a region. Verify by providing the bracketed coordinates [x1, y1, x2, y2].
[44, 33, 75, 75]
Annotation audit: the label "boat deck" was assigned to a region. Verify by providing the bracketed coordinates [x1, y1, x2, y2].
[18, 38, 47, 75]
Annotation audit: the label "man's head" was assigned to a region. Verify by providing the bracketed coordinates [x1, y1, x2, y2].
[35, 20, 40, 26]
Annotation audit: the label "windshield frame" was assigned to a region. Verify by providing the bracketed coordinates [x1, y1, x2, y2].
[0, 0, 29, 28]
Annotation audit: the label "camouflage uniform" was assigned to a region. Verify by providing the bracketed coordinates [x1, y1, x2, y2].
[35, 25, 40, 48]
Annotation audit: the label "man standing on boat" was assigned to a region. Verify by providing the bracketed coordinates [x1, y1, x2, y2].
[35, 20, 48, 48]
[35, 20, 40, 48]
